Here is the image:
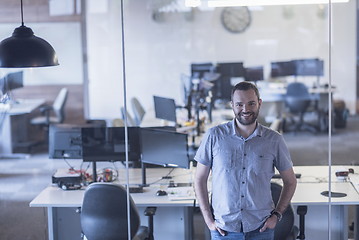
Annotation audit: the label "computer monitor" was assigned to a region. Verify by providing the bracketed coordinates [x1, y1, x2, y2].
[140, 128, 189, 169]
[48, 124, 83, 159]
[153, 95, 177, 123]
[216, 62, 245, 78]
[244, 66, 264, 82]
[81, 127, 141, 162]
[213, 62, 245, 101]
[0, 71, 23, 95]
[191, 62, 214, 78]
[270, 61, 296, 77]
[294, 58, 324, 76]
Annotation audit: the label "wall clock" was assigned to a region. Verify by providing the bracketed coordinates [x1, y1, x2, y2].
[221, 7, 252, 34]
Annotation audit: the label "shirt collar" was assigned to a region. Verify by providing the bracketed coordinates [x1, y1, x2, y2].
[231, 119, 263, 138]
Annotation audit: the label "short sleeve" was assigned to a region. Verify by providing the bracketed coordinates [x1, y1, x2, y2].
[275, 135, 293, 171]
[194, 129, 213, 167]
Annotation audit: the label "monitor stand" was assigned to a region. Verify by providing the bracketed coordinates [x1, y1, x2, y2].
[140, 162, 150, 187]
[92, 161, 98, 182]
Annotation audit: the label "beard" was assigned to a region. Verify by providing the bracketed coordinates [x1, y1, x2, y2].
[235, 109, 260, 126]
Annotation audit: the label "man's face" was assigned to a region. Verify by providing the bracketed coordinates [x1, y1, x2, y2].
[231, 89, 262, 126]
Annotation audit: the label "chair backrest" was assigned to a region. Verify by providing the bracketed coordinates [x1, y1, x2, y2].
[112, 118, 125, 127]
[121, 107, 136, 126]
[286, 82, 310, 97]
[271, 182, 295, 240]
[285, 82, 311, 114]
[52, 88, 68, 123]
[81, 183, 140, 240]
[131, 97, 145, 126]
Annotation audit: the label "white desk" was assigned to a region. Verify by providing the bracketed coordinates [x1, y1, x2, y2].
[0, 99, 45, 157]
[259, 86, 333, 127]
[30, 168, 195, 240]
[30, 166, 359, 240]
[277, 165, 359, 240]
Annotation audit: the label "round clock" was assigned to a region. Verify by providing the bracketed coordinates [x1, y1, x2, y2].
[221, 7, 251, 34]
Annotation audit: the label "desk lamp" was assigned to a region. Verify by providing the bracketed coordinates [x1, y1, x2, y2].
[0, 0, 59, 68]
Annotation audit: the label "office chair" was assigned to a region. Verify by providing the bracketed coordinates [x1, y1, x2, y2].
[131, 97, 146, 126]
[271, 182, 307, 240]
[30, 88, 69, 147]
[80, 182, 157, 240]
[30, 87, 69, 128]
[121, 107, 136, 126]
[283, 82, 317, 133]
[112, 118, 125, 127]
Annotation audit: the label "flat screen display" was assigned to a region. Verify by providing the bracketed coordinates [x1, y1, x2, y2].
[216, 62, 245, 77]
[140, 128, 189, 169]
[49, 124, 83, 159]
[153, 95, 177, 123]
[244, 66, 264, 82]
[270, 61, 296, 77]
[81, 127, 141, 162]
[0, 71, 23, 94]
[191, 62, 214, 78]
[294, 59, 324, 76]
[212, 62, 244, 101]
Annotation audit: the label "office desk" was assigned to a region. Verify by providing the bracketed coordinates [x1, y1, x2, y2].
[259, 86, 333, 120]
[30, 166, 359, 240]
[30, 168, 195, 240]
[277, 165, 359, 240]
[0, 99, 45, 158]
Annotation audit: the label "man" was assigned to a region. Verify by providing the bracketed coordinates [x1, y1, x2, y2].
[194, 81, 297, 240]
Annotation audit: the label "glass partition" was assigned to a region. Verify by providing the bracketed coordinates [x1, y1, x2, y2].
[1, 0, 357, 239]
[84, 0, 357, 239]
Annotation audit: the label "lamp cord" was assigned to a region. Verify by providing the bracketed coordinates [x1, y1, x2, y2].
[20, 0, 24, 26]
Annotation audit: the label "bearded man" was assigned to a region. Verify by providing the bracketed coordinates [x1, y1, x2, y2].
[194, 81, 297, 240]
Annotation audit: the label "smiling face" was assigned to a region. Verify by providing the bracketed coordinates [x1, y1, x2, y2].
[231, 89, 262, 126]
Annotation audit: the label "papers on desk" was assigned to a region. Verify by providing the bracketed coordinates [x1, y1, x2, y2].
[167, 186, 196, 201]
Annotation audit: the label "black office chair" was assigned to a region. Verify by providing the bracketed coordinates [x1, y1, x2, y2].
[80, 182, 156, 240]
[283, 82, 317, 133]
[271, 182, 307, 240]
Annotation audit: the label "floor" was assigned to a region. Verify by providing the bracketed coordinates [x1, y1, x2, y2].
[0, 116, 359, 240]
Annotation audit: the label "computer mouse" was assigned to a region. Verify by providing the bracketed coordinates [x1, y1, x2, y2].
[156, 190, 167, 196]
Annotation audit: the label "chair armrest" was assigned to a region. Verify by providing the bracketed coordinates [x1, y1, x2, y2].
[39, 105, 53, 114]
[144, 207, 157, 216]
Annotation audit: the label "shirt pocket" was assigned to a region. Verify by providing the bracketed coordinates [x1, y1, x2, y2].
[252, 153, 274, 174]
[215, 149, 238, 169]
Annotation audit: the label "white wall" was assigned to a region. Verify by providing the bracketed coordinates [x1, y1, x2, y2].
[86, 0, 125, 120]
[86, 0, 357, 120]
[332, 0, 357, 113]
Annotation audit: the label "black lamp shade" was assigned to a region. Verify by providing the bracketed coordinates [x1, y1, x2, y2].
[0, 25, 59, 68]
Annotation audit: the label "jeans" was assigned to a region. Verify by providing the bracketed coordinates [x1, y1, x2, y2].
[210, 227, 274, 240]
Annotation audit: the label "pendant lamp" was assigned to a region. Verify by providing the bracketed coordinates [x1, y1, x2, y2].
[0, 0, 59, 68]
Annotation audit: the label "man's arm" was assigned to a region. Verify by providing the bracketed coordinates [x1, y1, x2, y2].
[275, 167, 297, 213]
[260, 167, 297, 232]
[195, 162, 226, 235]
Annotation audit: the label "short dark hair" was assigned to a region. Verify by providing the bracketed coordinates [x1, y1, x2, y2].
[231, 81, 260, 101]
